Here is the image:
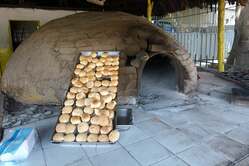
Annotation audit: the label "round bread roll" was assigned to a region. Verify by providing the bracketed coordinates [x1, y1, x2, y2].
[55, 123, 66, 133]
[98, 116, 110, 126]
[84, 98, 92, 106]
[103, 94, 112, 103]
[95, 109, 110, 117]
[108, 120, 113, 127]
[102, 80, 110, 87]
[106, 101, 117, 110]
[81, 113, 91, 122]
[90, 99, 101, 109]
[71, 78, 79, 84]
[95, 72, 102, 78]
[84, 67, 92, 72]
[76, 133, 87, 142]
[99, 89, 109, 96]
[100, 126, 113, 134]
[105, 61, 112, 66]
[88, 92, 100, 100]
[59, 114, 70, 123]
[77, 122, 89, 133]
[100, 57, 106, 63]
[108, 87, 117, 93]
[65, 124, 76, 134]
[94, 81, 102, 87]
[98, 100, 106, 109]
[64, 134, 75, 142]
[72, 108, 83, 116]
[79, 56, 87, 61]
[90, 87, 99, 93]
[88, 63, 96, 69]
[87, 134, 98, 142]
[96, 66, 104, 72]
[91, 52, 97, 58]
[111, 76, 118, 81]
[92, 58, 98, 63]
[79, 77, 88, 84]
[64, 99, 74, 106]
[70, 87, 79, 93]
[98, 134, 109, 142]
[76, 64, 84, 69]
[86, 71, 95, 76]
[110, 93, 116, 99]
[84, 106, 94, 114]
[109, 111, 115, 119]
[53, 133, 64, 142]
[86, 81, 94, 89]
[102, 70, 110, 76]
[74, 68, 81, 75]
[101, 52, 108, 57]
[80, 60, 88, 66]
[94, 109, 101, 116]
[89, 125, 100, 134]
[78, 86, 89, 94]
[62, 106, 73, 114]
[96, 61, 104, 67]
[66, 92, 75, 99]
[90, 116, 99, 125]
[110, 80, 118, 87]
[79, 70, 86, 77]
[108, 130, 120, 143]
[112, 66, 119, 71]
[76, 99, 85, 107]
[74, 81, 83, 88]
[112, 61, 119, 66]
[76, 92, 86, 100]
[87, 75, 96, 81]
[71, 116, 81, 124]
[86, 56, 93, 61]
[110, 71, 117, 76]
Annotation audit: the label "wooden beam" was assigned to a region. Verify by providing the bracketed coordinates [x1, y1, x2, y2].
[217, 0, 225, 72]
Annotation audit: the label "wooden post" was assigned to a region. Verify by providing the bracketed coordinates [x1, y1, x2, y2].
[217, 0, 225, 72]
[147, 0, 154, 22]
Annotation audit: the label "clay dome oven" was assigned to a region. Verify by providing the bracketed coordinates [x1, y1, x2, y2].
[1, 12, 197, 106]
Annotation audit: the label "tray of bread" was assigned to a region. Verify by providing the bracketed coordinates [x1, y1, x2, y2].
[51, 51, 120, 144]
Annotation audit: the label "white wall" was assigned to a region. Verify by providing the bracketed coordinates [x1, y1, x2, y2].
[0, 7, 83, 48]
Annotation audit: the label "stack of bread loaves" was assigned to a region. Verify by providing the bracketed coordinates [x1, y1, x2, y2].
[52, 52, 120, 143]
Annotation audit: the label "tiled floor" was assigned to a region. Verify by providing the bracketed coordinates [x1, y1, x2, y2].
[1, 72, 249, 166]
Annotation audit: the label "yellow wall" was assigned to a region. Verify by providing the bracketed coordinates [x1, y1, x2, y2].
[0, 48, 12, 73]
[0, 7, 83, 75]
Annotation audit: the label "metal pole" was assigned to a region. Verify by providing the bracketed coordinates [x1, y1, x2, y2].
[147, 0, 154, 22]
[217, 0, 225, 72]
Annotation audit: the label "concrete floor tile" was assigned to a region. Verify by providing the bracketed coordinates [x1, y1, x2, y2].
[153, 129, 195, 154]
[18, 150, 46, 166]
[206, 135, 249, 161]
[118, 126, 150, 146]
[82, 143, 122, 157]
[65, 158, 92, 166]
[177, 144, 231, 166]
[135, 118, 171, 137]
[177, 123, 217, 142]
[125, 138, 171, 166]
[90, 148, 140, 166]
[44, 145, 86, 166]
[234, 156, 249, 166]
[226, 127, 249, 145]
[132, 110, 155, 124]
[35, 117, 58, 149]
[151, 156, 189, 166]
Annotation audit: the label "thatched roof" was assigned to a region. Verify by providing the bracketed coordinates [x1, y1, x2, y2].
[0, 0, 248, 16]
